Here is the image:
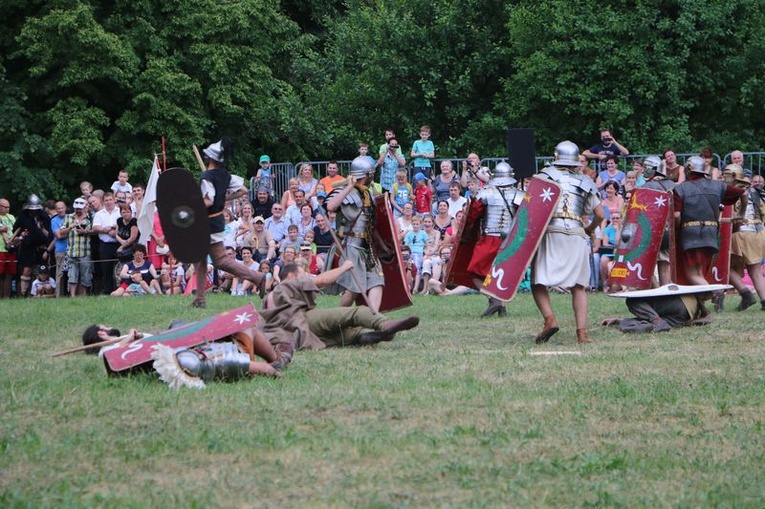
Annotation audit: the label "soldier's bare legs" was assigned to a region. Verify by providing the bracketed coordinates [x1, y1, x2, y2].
[684, 264, 711, 286]
[193, 242, 263, 307]
[571, 284, 593, 343]
[340, 285, 383, 314]
[532, 284, 559, 343]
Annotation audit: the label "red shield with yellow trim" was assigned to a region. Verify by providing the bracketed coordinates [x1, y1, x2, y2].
[481, 176, 561, 302]
[102, 303, 259, 374]
[609, 188, 671, 289]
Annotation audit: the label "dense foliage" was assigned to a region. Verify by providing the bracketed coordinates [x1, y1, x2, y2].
[2, 0, 765, 205]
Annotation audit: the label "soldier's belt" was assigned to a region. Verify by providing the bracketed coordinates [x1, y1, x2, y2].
[346, 232, 369, 239]
[742, 219, 763, 225]
[551, 212, 583, 222]
[681, 221, 718, 227]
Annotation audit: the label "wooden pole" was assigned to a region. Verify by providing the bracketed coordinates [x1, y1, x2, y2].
[192, 145, 206, 173]
[51, 333, 136, 357]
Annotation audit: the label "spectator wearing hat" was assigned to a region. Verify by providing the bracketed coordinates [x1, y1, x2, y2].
[57, 197, 94, 297]
[245, 216, 276, 262]
[250, 187, 275, 220]
[298, 240, 322, 275]
[319, 161, 345, 192]
[49, 201, 69, 296]
[253, 154, 274, 197]
[31, 265, 55, 297]
[413, 172, 433, 216]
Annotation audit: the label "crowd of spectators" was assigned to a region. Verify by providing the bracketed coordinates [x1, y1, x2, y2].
[0, 128, 760, 300]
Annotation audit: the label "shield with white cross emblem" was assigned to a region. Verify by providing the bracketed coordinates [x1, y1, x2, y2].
[609, 187, 672, 289]
[102, 303, 259, 374]
[481, 176, 561, 302]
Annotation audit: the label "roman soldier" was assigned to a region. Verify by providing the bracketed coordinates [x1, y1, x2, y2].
[532, 141, 604, 344]
[672, 156, 745, 287]
[465, 161, 523, 317]
[326, 156, 385, 313]
[191, 137, 263, 308]
[725, 165, 765, 311]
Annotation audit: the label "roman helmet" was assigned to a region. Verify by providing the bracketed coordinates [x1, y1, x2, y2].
[553, 141, 580, 167]
[723, 163, 744, 185]
[643, 156, 666, 180]
[686, 155, 708, 177]
[349, 156, 374, 178]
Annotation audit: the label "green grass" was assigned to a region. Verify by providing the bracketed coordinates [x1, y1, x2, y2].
[2, 291, 765, 508]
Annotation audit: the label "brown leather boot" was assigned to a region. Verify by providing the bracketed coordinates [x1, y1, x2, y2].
[535, 316, 559, 344]
[576, 328, 593, 344]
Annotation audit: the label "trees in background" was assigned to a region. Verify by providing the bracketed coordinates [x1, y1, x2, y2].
[2, 0, 765, 205]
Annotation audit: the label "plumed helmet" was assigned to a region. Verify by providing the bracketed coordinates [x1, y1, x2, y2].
[643, 156, 666, 179]
[553, 141, 580, 167]
[493, 161, 514, 179]
[26, 194, 43, 210]
[350, 156, 374, 178]
[723, 163, 744, 185]
[687, 155, 708, 176]
[203, 140, 225, 163]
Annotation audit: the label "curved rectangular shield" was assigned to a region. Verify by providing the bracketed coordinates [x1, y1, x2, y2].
[609, 188, 672, 289]
[482, 176, 561, 302]
[102, 303, 258, 374]
[443, 197, 480, 289]
[372, 193, 412, 312]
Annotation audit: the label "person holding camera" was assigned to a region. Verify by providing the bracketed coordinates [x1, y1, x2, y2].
[582, 129, 630, 173]
[376, 138, 406, 193]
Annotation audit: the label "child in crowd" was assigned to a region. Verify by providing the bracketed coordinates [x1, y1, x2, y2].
[401, 245, 417, 293]
[253, 154, 273, 196]
[283, 225, 301, 252]
[256, 260, 274, 298]
[303, 229, 317, 253]
[79, 181, 93, 198]
[30, 265, 55, 297]
[391, 170, 413, 219]
[413, 172, 433, 216]
[404, 216, 429, 293]
[411, 125, 435, 176]
[160, 252, 185, 294]
[464, 179, 479, 199]
[111, 169, 132, 194]
[358, 142, 377, 168]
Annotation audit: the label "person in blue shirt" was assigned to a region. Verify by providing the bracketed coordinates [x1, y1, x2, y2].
[411, 125, 434, 176]
[404, 215, 429, 293]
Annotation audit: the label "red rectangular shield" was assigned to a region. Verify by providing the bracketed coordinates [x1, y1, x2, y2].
[609, 188, 672, 289]
[372, 194, 413, 312]
[707, 204, 733, 284]
[443, 197, 480, 289]
[102, 303, 259, 374]
[671, 204, 731, 285]
[482, 176, 561, 302]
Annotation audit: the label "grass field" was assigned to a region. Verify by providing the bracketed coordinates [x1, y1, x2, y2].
[2, 291, 764, 508]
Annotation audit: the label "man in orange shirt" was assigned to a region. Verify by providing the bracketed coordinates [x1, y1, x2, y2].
[319, 161, 345, 192]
